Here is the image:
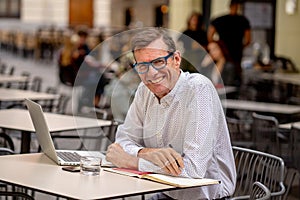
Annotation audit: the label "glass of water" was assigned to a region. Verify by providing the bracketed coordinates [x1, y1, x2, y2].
[80, 156, 101, 176]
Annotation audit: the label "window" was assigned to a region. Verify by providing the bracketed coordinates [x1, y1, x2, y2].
[0, 0, 20, 18]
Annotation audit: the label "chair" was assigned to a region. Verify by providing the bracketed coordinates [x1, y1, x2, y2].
[249, 181, 271, 200]
[0, 63, 7, 74]
[0, 131, 15, 151]
[55, 93, 70, 114]
[18, 71, 31, 90]
[41, 86, 58, 112]
[251, 112, 284, 156]
[0, 149, 36, 199]
[226, 117, 253, 148]
[290, 125, 300, 171]
[29, 76, 42, 92]
[289, 124, 300, 198]
[231, 146, 285, 200]
[0, 147, 14, 155]
[0, 191, 34, 200]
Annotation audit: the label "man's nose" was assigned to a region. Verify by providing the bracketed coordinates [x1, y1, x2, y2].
[147, 64, 159, 75]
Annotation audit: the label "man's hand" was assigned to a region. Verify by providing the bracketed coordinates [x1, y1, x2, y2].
[106, 143, 139, 169]
[138, 147, 184, 176]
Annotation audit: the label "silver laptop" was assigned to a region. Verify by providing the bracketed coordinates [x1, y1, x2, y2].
[25, 98, 112, 166]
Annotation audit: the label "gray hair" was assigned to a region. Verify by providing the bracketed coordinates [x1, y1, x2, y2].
[131, 27, 176, 53]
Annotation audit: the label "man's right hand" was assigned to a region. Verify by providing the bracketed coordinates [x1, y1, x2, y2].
[138, 147, 184, 176]
[106, 143, 139, 169]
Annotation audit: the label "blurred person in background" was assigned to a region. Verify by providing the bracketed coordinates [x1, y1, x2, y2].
[177, 12, 208, 73]
[204, 40, 238, 88]
[207, 0, 251, 87]
[57, 32, 76, 87]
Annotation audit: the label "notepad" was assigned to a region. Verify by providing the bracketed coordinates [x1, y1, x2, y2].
[104, 168, 220, 188]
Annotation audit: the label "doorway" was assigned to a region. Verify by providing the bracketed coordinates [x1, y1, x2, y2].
[69, 0, 93, 28]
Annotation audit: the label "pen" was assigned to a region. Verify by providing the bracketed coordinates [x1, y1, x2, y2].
[168, 144, 185, 167]
[168, 144, 185, 157]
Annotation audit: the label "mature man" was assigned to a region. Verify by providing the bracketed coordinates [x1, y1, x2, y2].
[106, 27, 236, 200]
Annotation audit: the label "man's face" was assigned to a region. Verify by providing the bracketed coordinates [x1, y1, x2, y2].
[134, 39, 181, 99]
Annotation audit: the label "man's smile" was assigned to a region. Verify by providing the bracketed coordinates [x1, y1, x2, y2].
[148, 76, 164, 84]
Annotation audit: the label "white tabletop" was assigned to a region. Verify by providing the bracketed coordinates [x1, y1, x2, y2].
[0, 153, 175, 199]
[217, 86, 237, 96]
[0, 88, 59, 102]
[0, 109, 112, 132]
[259, 73, 300, 85]
[222, 99, 300, 115]
[0, 109, 112, 153]
[0, 75, 28, 83]
[279, 121, 300, 129]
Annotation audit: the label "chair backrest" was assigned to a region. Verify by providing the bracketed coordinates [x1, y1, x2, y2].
[30, 76, 42, 92]
[290, 125, 300, 171]
[19, 71, 31, 90]
[251, 112, 280, 156]
[232, 146, 285, 200]
[226, 117, 253, 148]
[250, 181, 271, 200]
[0, 147, 15, 156]
[0, 132, 15, 151]
[56, 94, 70, 114]
[0, 191, 34, 200]
[0, 63, 7, 74]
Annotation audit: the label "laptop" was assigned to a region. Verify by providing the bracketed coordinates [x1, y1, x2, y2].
[25, 98, 112, 166]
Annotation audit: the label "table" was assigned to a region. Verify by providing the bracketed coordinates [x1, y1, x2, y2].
[0, 75, 28, 84]
[222, 99, 300, 123]
[217, 86, 237, 97]
[259, 73, 300, 86]
[0, 88, 59, 103]
[0, 109, 112, 153]
[222, 99, 300, 115]
[258, 73, 300, 102]
[279, 121, 300, 130]
[0, 153, 175, 199]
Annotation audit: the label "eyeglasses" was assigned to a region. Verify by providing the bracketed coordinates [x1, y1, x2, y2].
[133, 52, 174, 74]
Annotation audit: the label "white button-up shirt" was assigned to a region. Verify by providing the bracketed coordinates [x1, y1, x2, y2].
[115, 71, 236, 199]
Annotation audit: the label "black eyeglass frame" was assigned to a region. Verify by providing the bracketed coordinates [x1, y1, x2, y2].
[133, 52, 175, 74]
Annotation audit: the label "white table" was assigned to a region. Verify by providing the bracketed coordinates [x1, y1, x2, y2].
[279, 121, 300, 130]
[259, 73, 300, 86]
[222, 99, 300, 115]
[0, 153, 176, 199]
[0, 88, 59, 103]
[0, 109, 112, 153]
[0, 75, 28, 84]
[217, 86, 238, 97]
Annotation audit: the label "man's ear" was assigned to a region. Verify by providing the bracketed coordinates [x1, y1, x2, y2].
[174, 51, 182, 69]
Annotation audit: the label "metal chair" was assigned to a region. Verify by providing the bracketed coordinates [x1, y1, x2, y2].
[0, 149, 36, 199]
[0, 131, 15, 151]
[231, 146, 285, 200]
[290, 125, 300, 171]
[0, 191, 34, 200]
[289, 125, 300, 198]
[249, 181, 271, 200]
[226, 117, 253, 148]
[29, 76, 42, 92]
[251, 112, 283, 156]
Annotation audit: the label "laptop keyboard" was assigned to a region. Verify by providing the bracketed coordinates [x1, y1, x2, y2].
[57, 151, 81, 162]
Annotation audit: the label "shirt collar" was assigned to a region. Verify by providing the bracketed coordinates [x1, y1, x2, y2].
[159, 70, 186, 105]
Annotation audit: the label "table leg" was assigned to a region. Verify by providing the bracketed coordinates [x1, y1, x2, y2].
[20, 131, 31, 153]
